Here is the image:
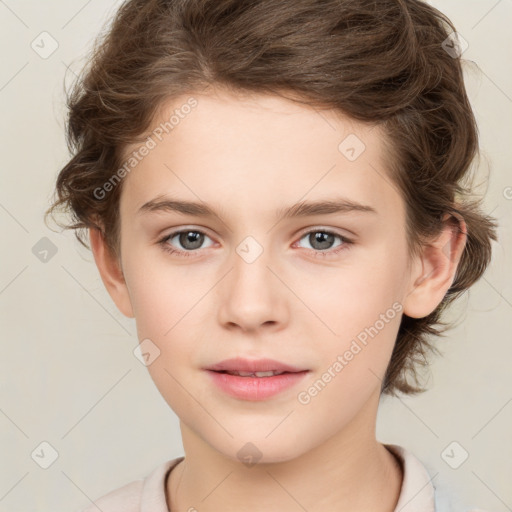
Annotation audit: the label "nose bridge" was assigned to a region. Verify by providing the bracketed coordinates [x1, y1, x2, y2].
[216, 233, 287, 331]
[231, 233, 275, 302]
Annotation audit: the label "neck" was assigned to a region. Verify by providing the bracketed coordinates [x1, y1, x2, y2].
[167, 393, 403, 512]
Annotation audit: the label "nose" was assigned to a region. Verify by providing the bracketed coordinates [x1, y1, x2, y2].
[216, 241, 289, 333]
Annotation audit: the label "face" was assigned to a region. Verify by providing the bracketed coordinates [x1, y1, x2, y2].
[114, 88, 417, 463]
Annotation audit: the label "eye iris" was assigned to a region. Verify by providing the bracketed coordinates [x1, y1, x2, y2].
[310, 232, 334, 250]
[172, 231, 339, 251]
[179, 231, 203, 250]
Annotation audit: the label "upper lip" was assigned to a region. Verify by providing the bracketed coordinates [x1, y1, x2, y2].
[206, 357, 307, 373]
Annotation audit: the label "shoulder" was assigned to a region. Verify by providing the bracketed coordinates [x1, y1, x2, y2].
[79, 456, 184, 512]
[432, 473, 493, 512]
[385, 444, 492, 512]
[80, 479, 143, 512]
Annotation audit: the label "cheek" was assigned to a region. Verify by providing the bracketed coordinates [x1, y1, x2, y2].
[123, 251, 203, 338]
[293, 247, 407, 392]
[297, 252, 406, 339]
[130, 279, 176, 338]
[124, 260, 202, 409]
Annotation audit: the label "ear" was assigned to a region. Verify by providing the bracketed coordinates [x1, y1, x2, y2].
[403, 213, 467, 319]
[89, 227, 135, 318]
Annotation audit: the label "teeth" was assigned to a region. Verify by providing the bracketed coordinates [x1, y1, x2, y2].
[255, 371, 283, 377]
[225, 370, 286, 377]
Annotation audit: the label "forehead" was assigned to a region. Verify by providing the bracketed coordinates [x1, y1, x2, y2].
[119, 88, 402, 222]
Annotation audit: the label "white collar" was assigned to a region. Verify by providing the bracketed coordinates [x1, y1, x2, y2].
[385, 444, 436, 512]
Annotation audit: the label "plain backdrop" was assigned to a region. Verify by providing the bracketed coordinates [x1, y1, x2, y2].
[0, 1, 511, 511]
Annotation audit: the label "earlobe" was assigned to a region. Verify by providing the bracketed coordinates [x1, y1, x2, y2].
[89, 228, 135, 318]
[402, 214, 467, 319]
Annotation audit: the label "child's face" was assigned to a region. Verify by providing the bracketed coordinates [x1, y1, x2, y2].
[111, 88, 420, 462]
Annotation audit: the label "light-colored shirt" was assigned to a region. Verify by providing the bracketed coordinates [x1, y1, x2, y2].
[79, 444, 489, 511]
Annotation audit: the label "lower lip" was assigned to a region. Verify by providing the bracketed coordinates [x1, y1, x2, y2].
[206, 370, 310, 401]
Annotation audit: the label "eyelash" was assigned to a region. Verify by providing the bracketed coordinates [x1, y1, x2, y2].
[158, 228, 353, 259]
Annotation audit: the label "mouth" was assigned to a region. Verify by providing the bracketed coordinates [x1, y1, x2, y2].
[205, 370, 310, 401]
[205, 357, 308, 374]
[213, 369, 297, 377]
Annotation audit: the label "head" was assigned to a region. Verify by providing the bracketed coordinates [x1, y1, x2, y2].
[48, 0, 497, 462]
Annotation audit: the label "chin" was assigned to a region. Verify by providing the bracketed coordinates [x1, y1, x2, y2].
[207, 433, 311, 467]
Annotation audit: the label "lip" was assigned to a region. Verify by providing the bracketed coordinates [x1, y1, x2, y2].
[204, 358, 310, 401]
[205, 357, 307, 373]
[205, 370, 310, 400]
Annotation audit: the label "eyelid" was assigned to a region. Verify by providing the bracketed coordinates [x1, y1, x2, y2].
[158, 225, 216, 241]
[158, 225, 354, 257]
[159, 226, 217, 247]
[295, 227, 353, 248]
[159, 225, 352, 242]
[296, 225, 354, 242]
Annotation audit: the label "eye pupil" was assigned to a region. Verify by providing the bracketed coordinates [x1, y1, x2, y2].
[179, 231, 203, 250]
[166, 229, 344, 255]
[310, 232, 335, 250]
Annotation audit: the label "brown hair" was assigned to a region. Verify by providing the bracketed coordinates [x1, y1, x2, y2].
[47, 0, 498, 396]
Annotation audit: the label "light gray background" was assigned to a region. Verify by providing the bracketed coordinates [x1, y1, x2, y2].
[0, 1, 511, 511]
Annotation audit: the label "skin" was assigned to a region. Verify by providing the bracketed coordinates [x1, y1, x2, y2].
[90, 86, 467, 512]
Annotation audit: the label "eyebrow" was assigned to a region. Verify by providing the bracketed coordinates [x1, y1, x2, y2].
[137, 195, 377, 222]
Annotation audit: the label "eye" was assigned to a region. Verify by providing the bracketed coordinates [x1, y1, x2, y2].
[158, 227, 353, 258]
[158, 229, 215, 257]
[295, 229, 352, 255]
